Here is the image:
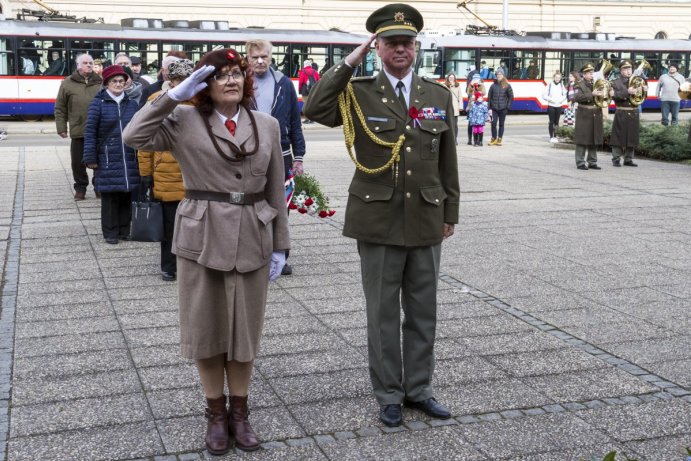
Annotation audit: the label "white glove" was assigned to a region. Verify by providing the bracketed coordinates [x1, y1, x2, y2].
[269, 251, 287, 281]
[168, 65, 216, 101]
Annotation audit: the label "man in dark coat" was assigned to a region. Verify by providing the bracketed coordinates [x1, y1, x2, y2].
[304, 3, 459, 428]
[610, 60, 645, 167]
[574, 63, 604, 170]
[54, 53, 103, 200]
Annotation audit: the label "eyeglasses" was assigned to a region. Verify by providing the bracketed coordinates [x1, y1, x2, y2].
[212, 70, 245, 84]
[109, 78, 126, 85]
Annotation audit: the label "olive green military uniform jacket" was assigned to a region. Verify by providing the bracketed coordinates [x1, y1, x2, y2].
[610, 76, 640, 147]
[304, 61, 459, 247]
[573, 79, 604, 146]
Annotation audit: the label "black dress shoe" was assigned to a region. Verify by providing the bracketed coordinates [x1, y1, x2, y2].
[612, 160, 621, 167]
[404, 397, 451, 419]
[119, 234, 131, 241]
[105, 237, 119, 245]
[161, 271, 176, 282]
[588, 164, 602, 170]
[379, 404, 402, 427]
[624, 161, 638, 167]
[577, 165, 588, 170]
[281, 263, 293, 275]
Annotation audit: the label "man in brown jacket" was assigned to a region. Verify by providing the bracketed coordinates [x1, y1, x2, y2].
[54, 53, 102, 200]
[304, 3, 459, 427]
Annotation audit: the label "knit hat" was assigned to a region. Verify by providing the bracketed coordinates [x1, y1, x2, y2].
[101, 65, 129, 84]
[168, 59, 194, 80]
[495, 67, 505, 76]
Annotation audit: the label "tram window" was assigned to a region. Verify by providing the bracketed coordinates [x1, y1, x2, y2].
[632, 53, 660, 79]
[0, 39, 14, 76]
[334, 46, 360, 75]
[544, 52, 572, 81]
[510, 51, 543, 80]
[271, 44, 289, 74]
[574, 52, 605, 77]
[661, 52, 686, 77]
[289, 45, 326, 78]
[441, 48, 475, 79]
[604, 52, 622, 81]
[69, 39, 115, 73]
[120, 41, 159, 76]
[18, 39, 66, 76]
[162, 43, 206, 67]
[478, 50, 510, 81]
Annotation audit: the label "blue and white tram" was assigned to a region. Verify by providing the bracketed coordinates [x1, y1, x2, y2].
[0, 18, 367, 117]
[415, 33, 691, 111]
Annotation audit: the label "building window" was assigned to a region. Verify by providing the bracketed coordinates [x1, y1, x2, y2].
[654, 31, 667, 39]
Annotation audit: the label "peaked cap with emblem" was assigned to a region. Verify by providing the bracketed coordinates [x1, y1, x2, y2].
[366, 3, 424, 38]
[581, 63, 595, 73]
[619, 59, 633, 70]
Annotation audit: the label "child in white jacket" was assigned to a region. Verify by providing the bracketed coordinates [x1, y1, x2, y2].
[543, 71, 568, 142]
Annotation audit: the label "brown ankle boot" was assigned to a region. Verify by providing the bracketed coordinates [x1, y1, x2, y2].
[205, 395, 230, 455]
[228, 395, 259, 451]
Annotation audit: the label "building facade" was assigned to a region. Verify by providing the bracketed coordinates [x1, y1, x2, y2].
[1, 0, 691, 40]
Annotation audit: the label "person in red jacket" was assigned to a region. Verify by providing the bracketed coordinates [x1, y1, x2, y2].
[298, 59, 320, 124]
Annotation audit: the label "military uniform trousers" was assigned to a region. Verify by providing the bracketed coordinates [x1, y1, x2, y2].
[357, 239, 441, 405]
[575, 144, 598, 167]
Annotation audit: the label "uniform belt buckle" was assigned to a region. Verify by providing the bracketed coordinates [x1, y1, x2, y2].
[229, 192, 245, 204]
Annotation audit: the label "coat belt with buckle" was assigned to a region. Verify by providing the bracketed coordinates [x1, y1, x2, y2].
[185, 190, 264, 205]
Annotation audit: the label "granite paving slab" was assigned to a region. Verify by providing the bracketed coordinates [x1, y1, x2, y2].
[458, 412, 613, 459]
[12, 331, 127, 358]
[254, 349, 367, 379]
[624, 434, 691, 461]
[9, 393, 151, 437]
[12, 349, 132, 380]
[13, 302, 111, 322]
[485, 348, 607, 377]
[6, 422, 163, 461]
[267, 368, 371, 405]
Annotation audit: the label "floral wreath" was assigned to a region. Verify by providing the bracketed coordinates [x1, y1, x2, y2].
[286, 173, 335, 218]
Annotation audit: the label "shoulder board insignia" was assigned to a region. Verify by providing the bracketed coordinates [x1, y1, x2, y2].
[422, 76, 446, 85]
[351, 76, 376, 82]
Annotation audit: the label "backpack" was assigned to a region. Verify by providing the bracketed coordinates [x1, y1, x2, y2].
[301, 70, 316, 96]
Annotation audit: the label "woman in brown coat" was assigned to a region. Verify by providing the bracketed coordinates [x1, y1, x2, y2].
[137, 59, 194, 281]
[123, 49, 289, 455]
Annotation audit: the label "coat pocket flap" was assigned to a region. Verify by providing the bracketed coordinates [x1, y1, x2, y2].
[349, 181, 394, 202]
[419, 120, 449, 135]
[177, 201, 207, 221]
[365, 117, 397, 134]
[420, 186, 447, 206]
[256, 203, 278, 225]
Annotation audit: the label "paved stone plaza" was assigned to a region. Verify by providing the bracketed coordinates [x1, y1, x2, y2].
[0, 124, 690, 460]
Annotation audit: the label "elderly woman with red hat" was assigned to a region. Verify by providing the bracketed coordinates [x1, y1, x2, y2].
[84, 64, 141, 244]
[123, 49, 289, 455]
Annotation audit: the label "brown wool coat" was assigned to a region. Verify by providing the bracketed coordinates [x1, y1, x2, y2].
[123, 93, 290, 273]
[574, 79, 604, 145]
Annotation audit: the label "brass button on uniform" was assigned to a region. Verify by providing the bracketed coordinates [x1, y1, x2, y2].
[405, 146, 411, 152]
[406, 192, 411, 198]
[375, 126, 380, 131]
[406, 170, 412, 176]
[365, 195, 370, 199]
[406, 125, 411, 130]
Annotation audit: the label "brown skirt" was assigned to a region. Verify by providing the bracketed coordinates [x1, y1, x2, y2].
[177, 256, 270, 361]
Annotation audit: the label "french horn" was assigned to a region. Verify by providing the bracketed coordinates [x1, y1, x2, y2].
[628, 60, 652, 106]
[594, 78, 612, 109]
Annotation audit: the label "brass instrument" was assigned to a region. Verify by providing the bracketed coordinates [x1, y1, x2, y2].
[593, 59, 613, 108]
[628, 60, 651, 107]
[679, 81, 691, 100]
[593, 78, 612, 108]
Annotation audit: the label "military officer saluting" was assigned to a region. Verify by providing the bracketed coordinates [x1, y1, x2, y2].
[610, 60, 644, 167]
[304, 4, 459, 427]
[573, 63, 604, 170]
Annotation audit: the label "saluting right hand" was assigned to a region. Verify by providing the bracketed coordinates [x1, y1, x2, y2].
[168, 65, 216, 101]
[345, 33, 377, 68]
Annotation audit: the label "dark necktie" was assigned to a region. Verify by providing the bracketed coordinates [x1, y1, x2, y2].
[396, 80, 407, 110]
[225, 119, 236, 136]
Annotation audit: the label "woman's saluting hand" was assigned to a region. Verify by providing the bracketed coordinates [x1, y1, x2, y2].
[168, 65, 216, 101]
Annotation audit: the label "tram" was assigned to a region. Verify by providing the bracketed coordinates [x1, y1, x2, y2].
[0, 18, 368, 117]
[415, 32, 691, 111]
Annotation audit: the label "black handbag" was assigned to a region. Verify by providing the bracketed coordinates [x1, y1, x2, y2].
[130, 185, 163, 242]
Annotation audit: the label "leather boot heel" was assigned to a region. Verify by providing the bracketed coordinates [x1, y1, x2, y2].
[205, 395, 230, 455]
[228, 395, 260, 451]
